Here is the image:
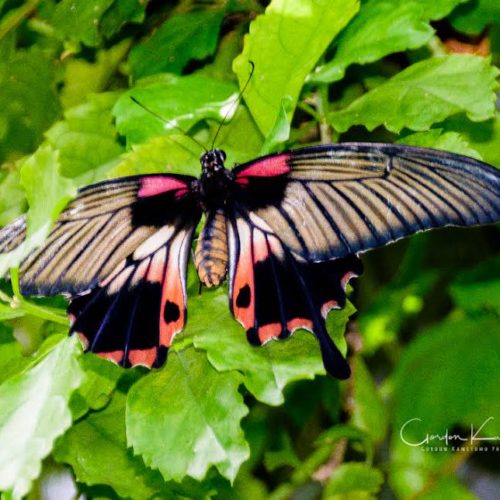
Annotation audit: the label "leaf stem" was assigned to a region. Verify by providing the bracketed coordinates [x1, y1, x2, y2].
[297, 101, 322, 123]
[0, 0, 41, 41]
[316, 84, 335, 144]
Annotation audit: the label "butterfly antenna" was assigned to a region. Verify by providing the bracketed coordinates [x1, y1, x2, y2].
[130, 96, 207, 153]
[211, 61, 255, 150]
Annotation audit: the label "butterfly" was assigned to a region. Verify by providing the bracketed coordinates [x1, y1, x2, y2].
[1, 143, 499, 379]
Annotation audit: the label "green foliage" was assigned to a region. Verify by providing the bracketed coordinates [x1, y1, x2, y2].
[330, 55, 499, 133]
[0, 336, 84, 498]
[126, 349, 249, 482]
[233, 0, 359, 135]
[0, 0, 499, 498]
[129, 9, 225, 79]
[312, 0, 468, 83]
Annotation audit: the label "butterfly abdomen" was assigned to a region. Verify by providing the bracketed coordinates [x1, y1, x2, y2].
[194, 209, 229, 287]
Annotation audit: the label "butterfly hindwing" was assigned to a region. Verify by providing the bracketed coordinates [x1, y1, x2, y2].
[227, 206, 362, 379]
[233, 143, 500, 262]
[68, 224, 194, 367]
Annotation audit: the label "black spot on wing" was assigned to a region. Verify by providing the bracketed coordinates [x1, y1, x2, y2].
[164, 301, 180, 323]
[236, 285, 251, 308]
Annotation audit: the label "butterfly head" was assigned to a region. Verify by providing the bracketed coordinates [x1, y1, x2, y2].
[200, 149, 227, 177]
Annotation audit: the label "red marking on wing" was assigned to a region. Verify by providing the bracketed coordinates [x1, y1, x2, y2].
[287, 318, 313, 333]
[341, 271, 358, 289]
[147, 247, 167, 283]
[159, 232, 186, 347]
[232, 220, 255, 330]
[128, 347, 157, 367]
[236, 154, 290, 181]
[258, 323, 282, 344]
[321, 300, 339, 318]
[138, 176, 189, 198]
[100, 350, 124, 364]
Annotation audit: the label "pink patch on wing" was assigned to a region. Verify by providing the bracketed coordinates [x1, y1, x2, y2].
[236, 154, 290, 180]
[287, 318, 313, 332]
[341, 271, 357, 290]
[128, 347, 157, 367]
[258, 323, 281, 343]
[99, 350, 124, 364]
[138, 176, 188, 198]
[321, 300, 339, 318]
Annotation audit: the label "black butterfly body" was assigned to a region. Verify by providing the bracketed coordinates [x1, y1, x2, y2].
[1, 143, 499, 379]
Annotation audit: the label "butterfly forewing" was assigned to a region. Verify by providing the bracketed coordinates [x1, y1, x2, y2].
[233, 143, 500, 262]
[0, 215, 27, 254]
[19, 174, 199, 296]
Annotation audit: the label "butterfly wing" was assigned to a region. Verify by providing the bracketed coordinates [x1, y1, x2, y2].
[233, 143, 500, 262]
[229, 143, 500, 378]
[227, 206, 361, 379]
[68, 222, 195, 368]
[19, 174, 199, 295]
[0, 215, 26, 254]
[7, 174, 201, 368]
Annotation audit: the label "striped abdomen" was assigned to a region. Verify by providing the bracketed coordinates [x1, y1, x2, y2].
[194, 209, 229, 287]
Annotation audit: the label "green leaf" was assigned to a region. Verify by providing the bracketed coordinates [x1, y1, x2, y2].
[54, 391, 167, 499]
[0, 47, 60, 161]
[323, 462, 383, 497]
[108, 135, 201, 178]
[70, 354, 124, 418]
[450, 0, 500, 36]
[449, 255, 500, 314]
[20, 145, 75, 237]
[392, 314, 500, 438]
[397, 129, 482, 159]
[330, 55, 499, 133]
[0, 326, 29, 385]
[312, 0, 467, 83]
[233, 0, 359, 135]
[113, 74, 237, 145]
[260, 96, 292, 155]
[349, 358, 387, 444]
[130, 10, 225, 79]
[126, 348, 250, 482]
[0, 336, 84, 498]
[443, 112, 500, 168]
[0, 166, 25, 227]
[60, 41, 131, 109]
[48, 0, 115, 47]
[212, 106, 264, 164]
[45, 92, 124, 178]
[100, 0, 147, 40]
